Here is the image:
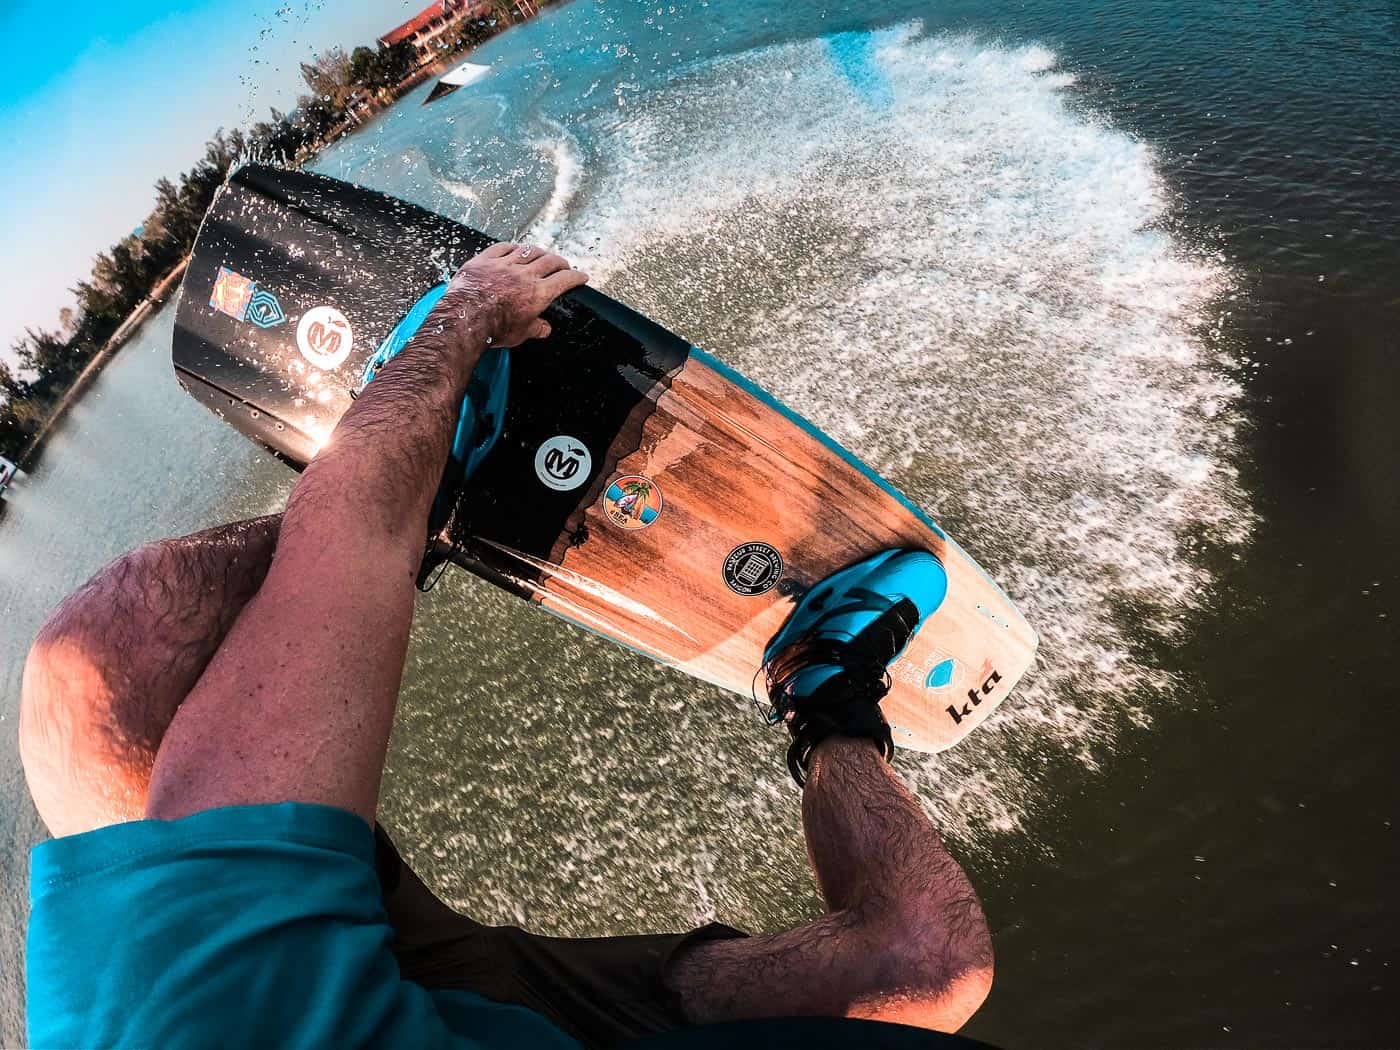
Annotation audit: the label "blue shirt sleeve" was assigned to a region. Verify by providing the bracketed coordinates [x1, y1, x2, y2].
[27, 802, 579, 1050]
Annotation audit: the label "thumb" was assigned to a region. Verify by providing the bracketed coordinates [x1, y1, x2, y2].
[528, 318, 552, 342]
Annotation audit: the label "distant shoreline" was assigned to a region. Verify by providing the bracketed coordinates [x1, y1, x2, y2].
[11, 43, 489, 475]
[4, 0, 569, 478]
[14, 259, 188, 470]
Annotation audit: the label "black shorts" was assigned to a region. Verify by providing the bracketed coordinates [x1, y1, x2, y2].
[374, 826, 748, 1048]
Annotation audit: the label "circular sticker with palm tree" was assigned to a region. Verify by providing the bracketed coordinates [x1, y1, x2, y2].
[602, 475, 664, 530]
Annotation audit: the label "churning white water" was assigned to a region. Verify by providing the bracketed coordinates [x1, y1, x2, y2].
[502, 25, 1252, 844]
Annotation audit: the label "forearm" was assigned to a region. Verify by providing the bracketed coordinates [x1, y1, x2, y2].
[285, 288, 493, 557]
[142, 322, 482, 825]
[146, 245, 586, 825]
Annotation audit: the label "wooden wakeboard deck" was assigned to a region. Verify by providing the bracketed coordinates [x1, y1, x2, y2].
[174, 164, 1036, 754]
[462, 350, 1036, 752]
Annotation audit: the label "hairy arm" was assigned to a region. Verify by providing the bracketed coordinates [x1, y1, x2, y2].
[145, 244, 587, 824]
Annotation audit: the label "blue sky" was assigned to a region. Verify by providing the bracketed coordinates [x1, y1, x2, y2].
[0, 0, 428, 361]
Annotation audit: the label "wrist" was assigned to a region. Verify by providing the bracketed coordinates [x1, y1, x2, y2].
[404, 286, 497, 388]
[440, 282, 505, 350]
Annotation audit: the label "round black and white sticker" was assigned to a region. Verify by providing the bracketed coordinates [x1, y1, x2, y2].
[723, 542, 783, 596]
[534, 435, 592, 491]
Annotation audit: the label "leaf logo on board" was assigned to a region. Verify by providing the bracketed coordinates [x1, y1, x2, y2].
[534, 435, 592, 492]
[296, 305, 354, 370]
[924, 658, 957, 690]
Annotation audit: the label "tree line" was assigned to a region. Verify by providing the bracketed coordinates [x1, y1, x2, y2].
[1, 3, 529, 462]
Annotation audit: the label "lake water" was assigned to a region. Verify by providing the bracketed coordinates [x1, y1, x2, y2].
[2, 0, 1397, 1044]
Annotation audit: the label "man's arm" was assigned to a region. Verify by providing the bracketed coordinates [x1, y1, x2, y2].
[145, 244, 587, 824]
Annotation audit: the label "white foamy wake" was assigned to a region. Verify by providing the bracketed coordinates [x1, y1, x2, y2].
[438, 178, 481, 209]
[545, 23, 1252, 845]
[523, 120, 584, 243]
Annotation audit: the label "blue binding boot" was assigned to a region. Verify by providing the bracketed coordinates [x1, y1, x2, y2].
[762, 549, 949, 785]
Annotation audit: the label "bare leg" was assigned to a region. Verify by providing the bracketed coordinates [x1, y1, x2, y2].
[667, 736, 995, 1032]
[19, 516, 279, 836]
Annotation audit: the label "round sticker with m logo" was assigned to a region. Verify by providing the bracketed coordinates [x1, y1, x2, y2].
[296, 305, 354, 370]
[534, 435, 592, 492]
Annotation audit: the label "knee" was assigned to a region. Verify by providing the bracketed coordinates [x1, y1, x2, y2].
[854, 899, 995, 1031]
[19, 577, 144, 836]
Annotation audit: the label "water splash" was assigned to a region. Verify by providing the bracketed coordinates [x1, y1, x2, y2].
[546, 24, 1253, 843]
[523, 119, 584, 243]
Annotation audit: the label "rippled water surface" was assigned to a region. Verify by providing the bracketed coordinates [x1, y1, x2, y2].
[3, 1, 1398, 1045]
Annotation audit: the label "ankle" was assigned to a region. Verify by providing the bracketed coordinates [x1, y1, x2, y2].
[807, 734, 886, 773]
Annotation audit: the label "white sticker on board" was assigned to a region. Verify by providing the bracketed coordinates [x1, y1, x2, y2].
[296, 305, 354, 370]
[534, 435, 592, 491]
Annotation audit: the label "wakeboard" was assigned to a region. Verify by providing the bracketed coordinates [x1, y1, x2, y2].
[173, 164, 1037, 752]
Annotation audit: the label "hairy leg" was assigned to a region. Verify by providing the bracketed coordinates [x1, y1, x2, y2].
[19, 516, 280, 837]
[666, 737, 994, 1032]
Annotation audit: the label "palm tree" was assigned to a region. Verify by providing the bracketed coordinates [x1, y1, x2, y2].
[617, 479, 652, 520]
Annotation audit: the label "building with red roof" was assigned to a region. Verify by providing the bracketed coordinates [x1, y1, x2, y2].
[378, 0, 500, 64]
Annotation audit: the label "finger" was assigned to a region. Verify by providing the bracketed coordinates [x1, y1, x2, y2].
[512, 243, 542, 264]
[540, 268, 590, 300]
[528, 318, 552, 342]
[481, 241, 517, 259]
[525, 252, 570, 276]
